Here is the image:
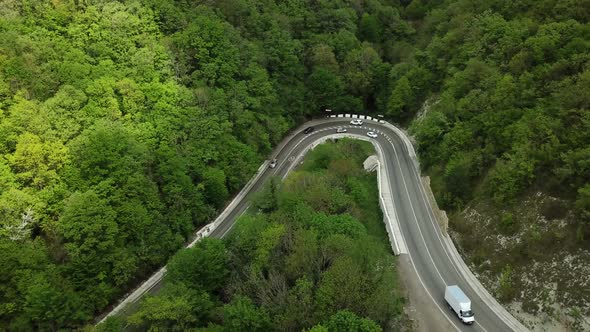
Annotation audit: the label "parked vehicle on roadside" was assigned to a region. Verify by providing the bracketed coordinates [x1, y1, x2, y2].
[445, 285, 475, 325]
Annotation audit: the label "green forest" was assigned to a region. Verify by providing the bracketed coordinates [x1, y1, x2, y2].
[407, 0, 589, 222]
[0, 0, 588, 330]
[100, 139, 405, 331]
[0, 0, 411, 330]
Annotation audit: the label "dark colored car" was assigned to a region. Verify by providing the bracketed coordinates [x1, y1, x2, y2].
[303, 126, 314, 134]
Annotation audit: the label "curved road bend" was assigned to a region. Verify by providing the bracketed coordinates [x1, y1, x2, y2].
[101, 117, 526, 332]
[212, 118, 518, 332]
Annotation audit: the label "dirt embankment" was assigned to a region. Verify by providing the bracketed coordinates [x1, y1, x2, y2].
[396, 254, 455, 332]
[450, 192, 590, 332]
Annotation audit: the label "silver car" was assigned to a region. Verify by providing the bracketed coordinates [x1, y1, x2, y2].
[336, 127, 347, 133]
[269, 159, 278, 168]
[350, 119, 363, 125]
[366, 131, 378, 138]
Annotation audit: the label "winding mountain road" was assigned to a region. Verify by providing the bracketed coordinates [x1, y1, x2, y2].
[99, 116, 528, 332]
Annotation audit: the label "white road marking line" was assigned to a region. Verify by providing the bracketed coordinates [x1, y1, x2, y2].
[378, 144, 461, 331]
[387, 135, 468, 273]
[391, 142, 448, 285]
[402, 152, 492, 332]
[220, 207, 249, 238]
[387, 131, 491, 332]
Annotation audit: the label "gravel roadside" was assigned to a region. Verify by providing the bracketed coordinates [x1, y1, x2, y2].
[397, 254, 457, 332]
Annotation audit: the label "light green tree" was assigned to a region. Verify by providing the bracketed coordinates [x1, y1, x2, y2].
[128, 283, 213, 331]
[166, 238, 229, 292]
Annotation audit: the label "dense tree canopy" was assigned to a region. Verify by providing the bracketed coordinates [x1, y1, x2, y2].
[0, 0, 415, 329]
[403, 0, 589, 323]
[405, 0, 589, 238]
[0, 0, 587, 329]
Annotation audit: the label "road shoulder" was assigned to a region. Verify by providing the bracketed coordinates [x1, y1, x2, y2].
[397, 254, 457, 332]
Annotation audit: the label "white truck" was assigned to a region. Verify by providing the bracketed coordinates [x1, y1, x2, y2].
[445, 285, 475, 325]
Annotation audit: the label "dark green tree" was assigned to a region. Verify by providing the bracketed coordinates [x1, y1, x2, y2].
[166, 238, 229, 293]
[359, 14, 381, 43]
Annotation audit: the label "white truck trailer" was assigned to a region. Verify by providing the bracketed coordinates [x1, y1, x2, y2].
[445, 285, 475, 325]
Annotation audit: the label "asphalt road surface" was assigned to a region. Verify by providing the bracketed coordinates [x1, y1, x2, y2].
[104, 117, 522, 332]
